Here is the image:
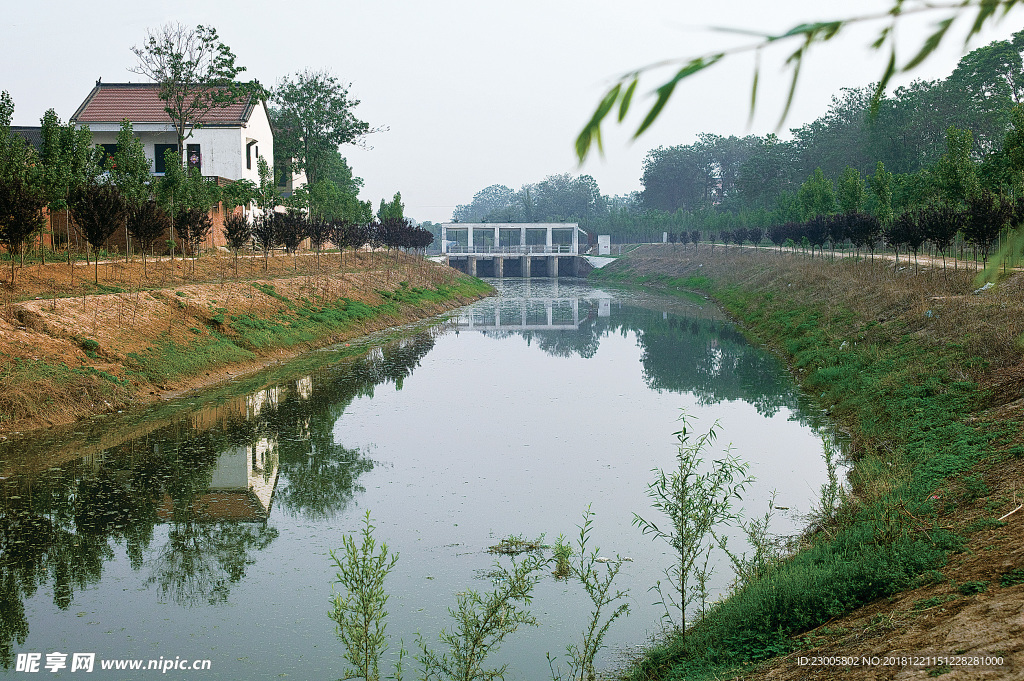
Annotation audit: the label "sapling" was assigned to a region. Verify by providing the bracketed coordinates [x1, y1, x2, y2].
[633, 412, 753, 636]
[330, 511, 399, 681]
[548, 507, 630, 681]
[418, 552, 545, 681]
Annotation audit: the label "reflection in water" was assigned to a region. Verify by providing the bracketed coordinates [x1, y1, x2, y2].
[458, 280, 799, 417]
[0, 330, 438, 667]
[0, 282, 825, 679]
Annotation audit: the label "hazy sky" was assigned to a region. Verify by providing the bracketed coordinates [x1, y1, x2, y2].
[3, 1, 1021, 222]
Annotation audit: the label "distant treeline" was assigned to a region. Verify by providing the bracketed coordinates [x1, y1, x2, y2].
[452, 31, 1024, 259]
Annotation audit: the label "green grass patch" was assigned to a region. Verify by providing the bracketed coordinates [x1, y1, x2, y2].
[600, 267, 1017, 681]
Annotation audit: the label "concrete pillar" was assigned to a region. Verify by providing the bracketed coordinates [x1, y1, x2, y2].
[495, 256, 503, 277]
[467, 226, 474, 252]
[494, 226, 500, 252]
[522, 255, 531, 278]
[549, 256, 558, 278]
[441, 224, 447, 253]
[572, 226, 579, 254]
[572, 299, 579, 326]
[546, 300, 553, 327]
[546, 226, 553, 253]
[520, 226, 527, 253]
[468, 256, 477, 277]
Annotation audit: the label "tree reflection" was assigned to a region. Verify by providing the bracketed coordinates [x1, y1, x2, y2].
[147, 520, 277, 606]
[0, 328, 438, 662]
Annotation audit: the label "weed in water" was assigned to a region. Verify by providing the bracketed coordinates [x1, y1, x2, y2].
[329, 511, 400, 681]
[552, 534, 572, 580]
[548, 507, 630, 681]
[487, 533, 544, 556]
[418, 552, 545, 681]
[632, 412, 753, 634]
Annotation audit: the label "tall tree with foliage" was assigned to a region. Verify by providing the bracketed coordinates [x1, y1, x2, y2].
[837, 166, 865, 214]
[797, 168, 837, 220]
[934, 126, 981, 207]
[39, 108, 100, 264]
[108, 120, 153, 260]
[272, 70, 371, 187]
[130, 23, 264, 169]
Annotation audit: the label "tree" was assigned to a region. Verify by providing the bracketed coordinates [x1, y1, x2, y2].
[633, 414, 752, 634]
[222, 212, 252, 275]
[797, 168, 836, 220]
[867, 161, 894, 225]
[272, 70, 371, 187]
[377, 192, 404, 222]
[127, 200, 171, 276]
[0, 94, 48, 279]
[178, 206, 213, 267]
[39, 109, 99, 264]
[130, 23, 264, 169]
[108, 120, 153, 261]
[0, 175, 47, 283]
[837, 166, 866, 213]
[252, 213, 280, 270]
[70, 183, 129, 283]
[934, 126, 981, 206]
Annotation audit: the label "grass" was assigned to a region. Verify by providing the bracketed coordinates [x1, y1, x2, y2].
[121, 278, 491, 385]
[591, 247, 1023, 680]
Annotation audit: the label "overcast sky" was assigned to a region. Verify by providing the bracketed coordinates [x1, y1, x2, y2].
[3, 1, 1021, 222]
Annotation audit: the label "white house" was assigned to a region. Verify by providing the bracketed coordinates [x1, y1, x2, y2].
[70, 80, 276, 187]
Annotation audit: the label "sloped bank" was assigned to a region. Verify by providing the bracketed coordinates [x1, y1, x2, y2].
[0, 260, 491, 435]
[592, 245, 1024, 680]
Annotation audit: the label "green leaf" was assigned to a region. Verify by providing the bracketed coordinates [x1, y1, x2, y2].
[618, 77, 638, 123]
[635, 55, 723, 138]
[871, 48, 897, 115]
[968, 0, 1000, 40]
[749, 53, 760, 125]
[903, 17, 954, 71]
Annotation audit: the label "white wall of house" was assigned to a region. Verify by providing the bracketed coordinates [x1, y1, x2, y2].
[77, 100, 277, 183]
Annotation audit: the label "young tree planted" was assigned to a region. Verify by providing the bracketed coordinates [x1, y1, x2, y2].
[222, 212, 252, 276]
[70, 182, 129, 283]
[127, 200, 171, 276]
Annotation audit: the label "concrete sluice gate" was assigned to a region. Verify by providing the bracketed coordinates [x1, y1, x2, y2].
[446, 254, 587, 278]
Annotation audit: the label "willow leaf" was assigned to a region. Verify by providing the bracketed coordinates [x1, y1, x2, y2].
[618, 78, 638, 123]
[904, 17, 954, 71]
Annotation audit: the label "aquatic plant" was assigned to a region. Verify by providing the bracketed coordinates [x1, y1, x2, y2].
[329, 511, 399, 681]
[633, 412, 753, 635]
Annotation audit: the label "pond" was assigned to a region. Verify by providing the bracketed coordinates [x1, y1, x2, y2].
[0, 278, 835, 680]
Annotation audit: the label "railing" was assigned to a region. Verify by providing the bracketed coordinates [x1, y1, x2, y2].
[444, 244, 576, 255]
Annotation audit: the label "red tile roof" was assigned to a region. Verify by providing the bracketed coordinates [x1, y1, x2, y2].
[72, 82, 255, 125]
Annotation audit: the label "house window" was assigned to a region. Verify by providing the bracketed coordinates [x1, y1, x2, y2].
[154, 144, 179, 173]
[100, 144, 118, 168]
[246, 140, 257, 170]
[187, 144, 201, 173]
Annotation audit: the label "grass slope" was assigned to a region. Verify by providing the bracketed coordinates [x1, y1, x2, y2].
[593, 246, 1023, 680]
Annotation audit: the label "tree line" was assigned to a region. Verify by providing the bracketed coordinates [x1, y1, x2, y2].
[453, 30, 1024, 267]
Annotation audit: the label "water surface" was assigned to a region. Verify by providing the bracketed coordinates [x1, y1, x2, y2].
[0, 279, 832, 679]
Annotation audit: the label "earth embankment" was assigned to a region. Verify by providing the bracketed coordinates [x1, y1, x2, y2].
[0, 251, 490, 435]
[594, 244, 1024, 680]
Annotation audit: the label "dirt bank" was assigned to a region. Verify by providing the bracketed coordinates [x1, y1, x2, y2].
[595, 245, 1024, 681]
[0, 251, 490, 435]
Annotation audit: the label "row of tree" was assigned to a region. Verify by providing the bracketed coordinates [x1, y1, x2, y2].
[451, 30, 1024, 266]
